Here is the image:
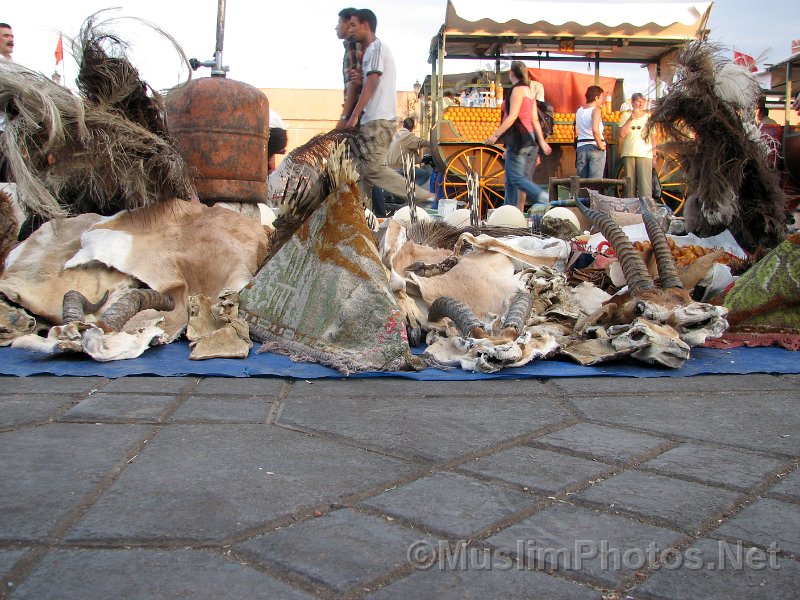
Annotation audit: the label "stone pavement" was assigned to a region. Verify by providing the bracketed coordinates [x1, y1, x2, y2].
[1, 374, 798, 599]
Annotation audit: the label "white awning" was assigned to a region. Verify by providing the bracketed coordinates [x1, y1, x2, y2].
[438, 0, 713, 63]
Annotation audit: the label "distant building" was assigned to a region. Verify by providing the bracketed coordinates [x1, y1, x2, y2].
[260, 88, 419, 167]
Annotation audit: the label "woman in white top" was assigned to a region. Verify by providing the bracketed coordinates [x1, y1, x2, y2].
[618, 92, 653, 198]
[575, 85, 607, 179]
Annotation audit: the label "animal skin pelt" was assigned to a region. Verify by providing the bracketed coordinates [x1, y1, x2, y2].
[646, 41, 786, 254]
[0, 11, 195, 223]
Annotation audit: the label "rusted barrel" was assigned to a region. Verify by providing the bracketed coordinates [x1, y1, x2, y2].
[165, 77, 269, 204]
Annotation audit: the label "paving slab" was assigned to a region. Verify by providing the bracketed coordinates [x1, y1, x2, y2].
[0, 376, 104, 395]
[0, 423, 149, 540]
[9, 548, 313, 600]
[639, 443, 787, 490]
[549, 374, 797, 397]
[98, 376, 195, 394]
[766, 468, 800, 502]
[169, 395, 272, 423]
[0, 549, 27, 578]
[286, 378, 552, 399]
[631, 538, 800, 600]
[534, 423, 669, 462]
[278, 395, 568, 461]
[574, 471, 740, 532]
[359, 471, 540, 539]
[569, 392, 800, 455]
[59, 393, 177, 422]
[192, 377, 287, 397]
[459, 446, 612, 493]
[712, 498, 800, 555]
[237, 508, 434, 594]
[0, 394, 76, 428]
[365, 565, 601, 599]
[486, 503, 684, 588]
[65, 424, 417, 543]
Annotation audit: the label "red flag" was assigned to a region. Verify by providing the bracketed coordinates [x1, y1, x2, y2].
[733, 50, 758, 73]
[54, 35, 63, 65]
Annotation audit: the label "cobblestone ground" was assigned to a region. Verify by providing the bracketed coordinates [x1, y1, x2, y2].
[1, 374, 798, 599]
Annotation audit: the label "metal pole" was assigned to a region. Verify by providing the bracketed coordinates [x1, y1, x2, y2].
[212, 0, 227, 77]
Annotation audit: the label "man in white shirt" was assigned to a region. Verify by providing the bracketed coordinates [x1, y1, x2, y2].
[345, 9, 433, 205]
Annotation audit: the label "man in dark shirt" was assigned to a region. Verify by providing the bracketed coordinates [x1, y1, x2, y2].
[335, 8, 362, 129]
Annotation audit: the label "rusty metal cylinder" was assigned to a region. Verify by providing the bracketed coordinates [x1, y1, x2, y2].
[165, 77, 269, 204]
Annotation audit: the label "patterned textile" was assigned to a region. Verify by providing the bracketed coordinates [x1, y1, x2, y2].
[239, 179, 422, 374]
[723, 233, 800, 334]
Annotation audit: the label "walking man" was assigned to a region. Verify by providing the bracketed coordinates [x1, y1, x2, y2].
[345, 9, 433, 205]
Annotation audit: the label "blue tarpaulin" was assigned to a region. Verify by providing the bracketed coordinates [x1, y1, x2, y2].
[0, 342, 796, 379]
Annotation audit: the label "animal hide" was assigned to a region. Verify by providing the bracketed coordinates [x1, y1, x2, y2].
[187, 290, 252, 360]
[0, 199, 269, 353]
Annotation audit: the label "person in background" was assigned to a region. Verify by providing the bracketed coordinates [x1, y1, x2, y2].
[528, 74, 544, 102]
[267, 110, 288, 175]
[485, 61, 552, 211]
[575, 85, 607, 179]
[371, 117, 432, 215]
[756, 95, 777, 126]
[335, 8, 362, 130]
[0, 23, 13, 61]
[0, 23, 13, 182]
[443, 90, 458, 107]
[793, 91, 800, 115]
[618, 92, 653, 198]
[346, 9, 433, 207]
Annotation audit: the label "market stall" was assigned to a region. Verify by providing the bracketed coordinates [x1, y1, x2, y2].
[422, 0, 713, 215]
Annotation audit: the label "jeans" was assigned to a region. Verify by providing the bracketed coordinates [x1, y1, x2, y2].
[504, 146, 545, 206]
[576, 144, 606, 179]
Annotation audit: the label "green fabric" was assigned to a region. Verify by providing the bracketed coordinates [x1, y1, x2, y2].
[723, 234, 800, 332]
[239, 181, 419, 373]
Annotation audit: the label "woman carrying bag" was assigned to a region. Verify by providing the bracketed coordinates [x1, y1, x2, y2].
[486, 61, 552, 211]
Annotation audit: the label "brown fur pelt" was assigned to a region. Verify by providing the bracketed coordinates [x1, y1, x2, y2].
[75, 11, 186, 138]
[0, 13, 195, 222]
[0, 190, 19, 275]
[646, 41, 786, 254]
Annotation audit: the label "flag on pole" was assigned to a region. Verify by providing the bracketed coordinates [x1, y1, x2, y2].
[733, 50, 758, 73]
[55, 35, 63, 65]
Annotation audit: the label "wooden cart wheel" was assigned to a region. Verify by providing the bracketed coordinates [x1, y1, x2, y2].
[442, 145, 505, 216]
[615, 151, 687, 216]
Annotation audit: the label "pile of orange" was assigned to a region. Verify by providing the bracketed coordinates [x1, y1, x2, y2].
[547, 111, 622, 144]
[443, 106, 501, 141]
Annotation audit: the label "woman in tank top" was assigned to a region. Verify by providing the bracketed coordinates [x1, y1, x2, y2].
[575, 85, 607, 180]
[486, 61, 552, 211]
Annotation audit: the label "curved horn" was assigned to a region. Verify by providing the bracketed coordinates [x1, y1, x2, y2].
[576, 201, 655, 294]
[62, 290, 109, 323]
[100, 289, 175, 332]
[502, 291, 533, 334]
[428, 296, 485, 338]
[639, 199, 683, 289]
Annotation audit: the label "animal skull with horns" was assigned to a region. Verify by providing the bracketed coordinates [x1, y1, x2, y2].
[574, 196, 728, 367]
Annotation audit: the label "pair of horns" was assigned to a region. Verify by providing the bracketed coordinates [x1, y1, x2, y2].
[428, 291, 533, 338]
[576, 196, 683, 294]
[62, 289, 174, 332]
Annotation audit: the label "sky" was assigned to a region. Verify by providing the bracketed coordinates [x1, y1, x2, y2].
[4, 0, 800, 99]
